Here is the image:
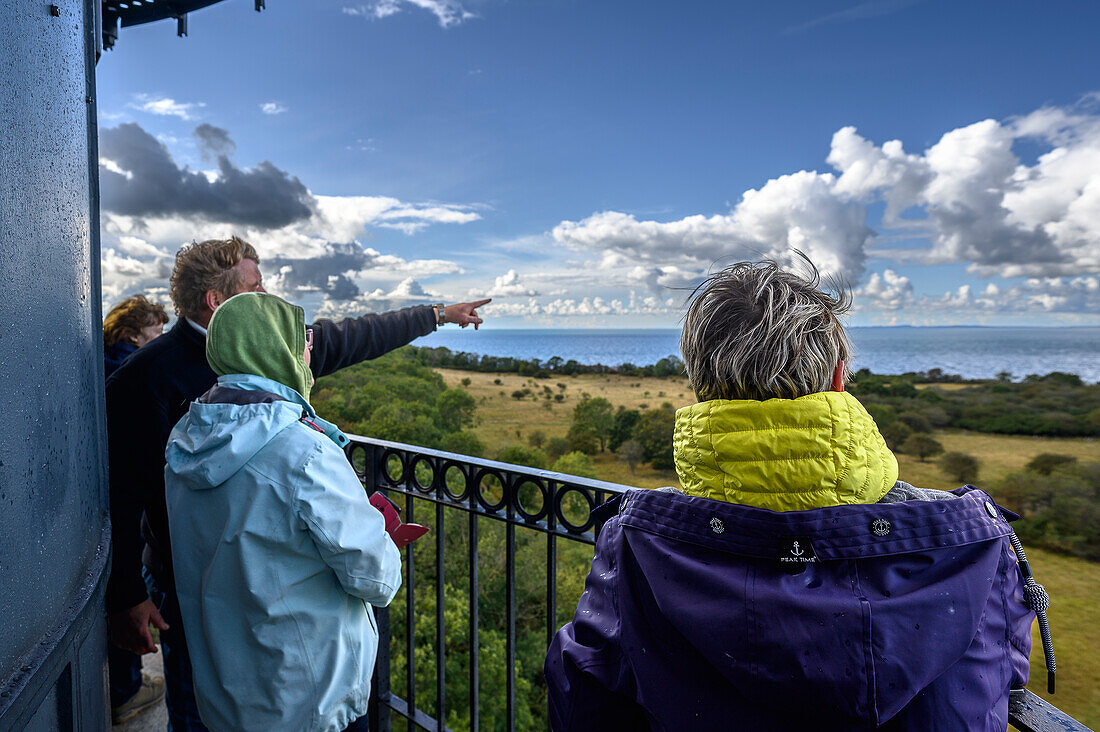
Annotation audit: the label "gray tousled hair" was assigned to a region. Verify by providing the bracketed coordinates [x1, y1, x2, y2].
[680, 259, 853, 402]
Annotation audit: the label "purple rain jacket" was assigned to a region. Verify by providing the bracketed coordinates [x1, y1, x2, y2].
[545, 486, 1033, 731]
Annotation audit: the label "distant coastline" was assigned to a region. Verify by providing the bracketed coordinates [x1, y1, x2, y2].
[416, 326, 1100, 382]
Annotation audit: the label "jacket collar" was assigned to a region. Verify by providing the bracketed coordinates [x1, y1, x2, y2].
[617, 485, 1010, 560]
[214, 374, 348, 448]
[674, 391, 898, 511]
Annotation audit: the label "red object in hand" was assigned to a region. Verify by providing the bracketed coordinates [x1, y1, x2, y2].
[369, 493, 430, 548]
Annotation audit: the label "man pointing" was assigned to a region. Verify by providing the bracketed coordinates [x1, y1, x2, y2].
[105, 236, 489, 729]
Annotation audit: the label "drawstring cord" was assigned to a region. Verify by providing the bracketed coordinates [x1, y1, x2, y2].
[1009, 530, 1056, 694]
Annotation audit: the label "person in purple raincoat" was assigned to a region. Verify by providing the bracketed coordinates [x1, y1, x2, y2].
[546, 260, 1035, 731]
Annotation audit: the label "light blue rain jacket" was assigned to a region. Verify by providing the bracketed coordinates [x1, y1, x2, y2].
[165, 374, 402, 732]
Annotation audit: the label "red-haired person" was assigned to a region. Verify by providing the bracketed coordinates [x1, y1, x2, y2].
[103, 294, 169, 378]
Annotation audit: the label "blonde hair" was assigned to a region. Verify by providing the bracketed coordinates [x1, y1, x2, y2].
[103, 294, 169, 349]
[680, 258, 852, 401]
[169, 236, 260, 320]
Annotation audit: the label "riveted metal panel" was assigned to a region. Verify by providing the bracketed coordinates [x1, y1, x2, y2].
[0, 0, 110, 729]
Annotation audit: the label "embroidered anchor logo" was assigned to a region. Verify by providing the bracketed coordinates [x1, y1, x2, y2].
[791, 541, 804, 557]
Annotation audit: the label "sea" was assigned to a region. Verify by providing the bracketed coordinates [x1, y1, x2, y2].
[415, 326, 1100, 383]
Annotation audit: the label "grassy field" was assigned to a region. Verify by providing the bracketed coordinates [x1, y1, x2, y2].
[437, 367, 1100, 726]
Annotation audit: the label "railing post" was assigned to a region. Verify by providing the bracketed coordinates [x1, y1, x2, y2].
[366, 444, 391, 732]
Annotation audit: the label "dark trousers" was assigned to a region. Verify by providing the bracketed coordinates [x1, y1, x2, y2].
[146, 569, 209, 732]
[107, 643, 143, 707]
[343, 714, 370, 732]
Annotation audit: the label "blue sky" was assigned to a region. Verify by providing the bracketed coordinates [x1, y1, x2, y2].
[96, 0, 1100, 326]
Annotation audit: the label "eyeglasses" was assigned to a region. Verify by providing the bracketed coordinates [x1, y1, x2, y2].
[305, 328, 313, 351]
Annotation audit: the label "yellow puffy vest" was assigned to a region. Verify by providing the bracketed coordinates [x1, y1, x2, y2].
[673, 391, 899, 511]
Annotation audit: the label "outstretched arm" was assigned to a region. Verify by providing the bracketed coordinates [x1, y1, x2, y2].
[308, 299, 492, 378]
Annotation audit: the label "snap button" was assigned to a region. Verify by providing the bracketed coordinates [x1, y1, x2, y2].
[871, 518, 891, 537]
[985, 501, 999, 519]
[710, 517, 725, 534]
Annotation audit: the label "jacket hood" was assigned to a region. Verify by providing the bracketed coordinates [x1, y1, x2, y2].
[674, 391, 898, 510]
[207, 292, 313, 399]
[165, 375, 348, 490]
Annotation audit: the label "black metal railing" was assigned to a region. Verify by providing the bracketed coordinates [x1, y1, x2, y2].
[343, 434, 1091, 732]
[345, 433, 633, 731]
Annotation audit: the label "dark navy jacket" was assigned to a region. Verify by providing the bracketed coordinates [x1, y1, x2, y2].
[105, 307, 436, 612]
[545, 487, 1033, 731]
[104, 341, 138, 378]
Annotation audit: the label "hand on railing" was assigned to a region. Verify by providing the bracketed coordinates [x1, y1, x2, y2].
[370, 492, 431, 548]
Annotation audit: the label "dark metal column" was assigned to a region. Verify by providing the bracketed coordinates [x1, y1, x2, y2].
[0, 0, 111, 729]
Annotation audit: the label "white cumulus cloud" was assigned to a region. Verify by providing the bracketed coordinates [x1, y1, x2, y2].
[342, 0, 474, 28]
[129, 94, 204, 120]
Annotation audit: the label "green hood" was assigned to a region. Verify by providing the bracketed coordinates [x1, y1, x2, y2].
[206, 293, 313, 400]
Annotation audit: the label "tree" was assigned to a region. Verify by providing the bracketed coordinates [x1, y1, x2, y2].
[617, 439, 644, 474]
[436, 388, 476, 432]
[571, 397, 615, 451]
[608, 407, 641, 452]
[550, 452, 597, 479]
[633, 407, 675, 470]
[940, 452, 980, 483]
[1025, 453, 1078, 476]
[566, 424, 599, 455]
[901, 433, 944, 462]
[496, 445, 548, 469]
[527, 430, 546, 449]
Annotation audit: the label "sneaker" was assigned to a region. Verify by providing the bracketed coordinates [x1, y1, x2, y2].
[111, 674, 166, 725]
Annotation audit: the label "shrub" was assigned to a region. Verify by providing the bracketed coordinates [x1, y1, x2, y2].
[440, 430, 485, 458]
[461, 377, 472, 387]
[897, 413, 932, 433]
[900, 433, 944, 462]
[997, 462, 1100, 561]
[545, 437, 572, 460]
[496, 445, 548, 469]
[527, 430, 546, 448]
[511, 389, 526, 400]
[617, 439, 644, 474]
[880, 421, 911, 451]
[494, 378, 502, 385]
[550, 452, 597, 479]
[940, 452, 980, 483]
[1025, 453, 1078, 475]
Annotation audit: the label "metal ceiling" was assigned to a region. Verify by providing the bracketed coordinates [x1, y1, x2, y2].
[101, 0, 265, 51]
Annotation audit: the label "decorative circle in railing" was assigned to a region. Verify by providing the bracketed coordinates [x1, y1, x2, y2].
[514, 479, 548, 522]
[442, 463, 469, 501]
[556, 486, 595, 534]
[411, 457, 435, 493]
[382, 451, 405, 486]
[473, 469, 507, 513]
[347, 444, 369, 478]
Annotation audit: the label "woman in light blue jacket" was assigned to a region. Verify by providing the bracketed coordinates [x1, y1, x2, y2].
[165, 292, 402, 732]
